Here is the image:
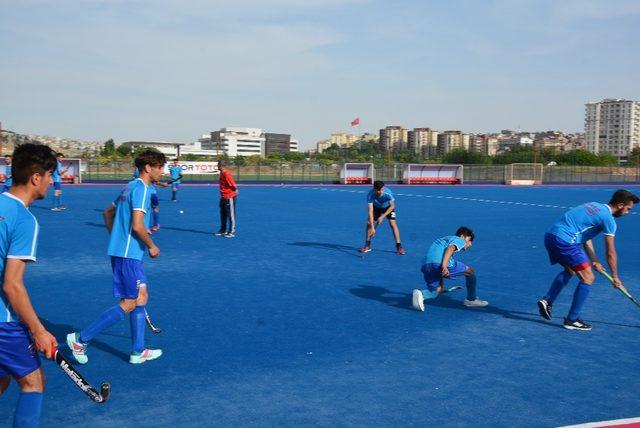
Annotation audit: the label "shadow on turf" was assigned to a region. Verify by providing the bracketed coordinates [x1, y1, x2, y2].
[85, 221, 212, 235]
[350, 285, 640, 329]
[350, 285, 559, 328]
[41, 319, 130, 362]
[289, 242, 396, 257]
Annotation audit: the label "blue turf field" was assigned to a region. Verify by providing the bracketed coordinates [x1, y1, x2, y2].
[2, 184, 640, 427]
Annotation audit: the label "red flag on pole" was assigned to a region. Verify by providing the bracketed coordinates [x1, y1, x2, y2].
[350, 117, 360, 127]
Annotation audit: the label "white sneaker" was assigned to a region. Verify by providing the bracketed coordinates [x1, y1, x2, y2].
[412, 289, 425, 312]
[464, 298, 489, 308]
[51, 207, 62, 211]
[129, 348, 163, 364]
[214, 232, 226, 236]
[66, 332, 88, 364]
[224, 233, 235, 238]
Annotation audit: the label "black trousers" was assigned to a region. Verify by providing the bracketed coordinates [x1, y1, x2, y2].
[219, 197, 237, 233]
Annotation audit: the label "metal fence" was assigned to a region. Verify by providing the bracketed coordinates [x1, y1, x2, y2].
[81, 161, 640, 184]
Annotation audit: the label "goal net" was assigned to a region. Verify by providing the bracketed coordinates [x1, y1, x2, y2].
[504, 163, 543, 185]
[402, 164, 463, 184]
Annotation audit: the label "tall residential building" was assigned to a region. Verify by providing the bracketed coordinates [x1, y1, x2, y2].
[408, 128, 439, 157]
[330, 132, 358, 148]
[469, 134, 498, 156]
[585, 99, 640, 159]
[316, 140, 332, 153]
[379, 126, 408, 150]
[436, 131, 469, 155]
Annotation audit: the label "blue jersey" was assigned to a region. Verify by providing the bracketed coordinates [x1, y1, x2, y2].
[3, 164, 12, 188]
[0, 193, 39, 323]
[547, 202, 616, 244]
[367, 188, 394, 209]
[108, 179, 152, 260]
[422, 236, 466, 267]
[52, 161, 63, 183]
[169, 165, 182, 184]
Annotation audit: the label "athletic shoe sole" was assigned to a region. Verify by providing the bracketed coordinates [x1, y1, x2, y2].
[412, 290, 425, 312]
[563, 324, 592, 331]
[537, 300, 552, 320]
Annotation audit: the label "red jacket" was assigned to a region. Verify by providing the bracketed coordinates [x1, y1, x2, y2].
[219, 169, 238, 199]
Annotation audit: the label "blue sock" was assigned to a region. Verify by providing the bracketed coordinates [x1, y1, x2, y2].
[567, 282, 591, 321]
[53, 195, 60, 207]
[171, 191, 176, 201]
[79, 305, 126, 343]
[546, 271, 573, 304]
[14, 391, 42, 428]
[152, 210, 159, 227]
[465, 273, 477, 301]
[130, 306, 146, 354]
[420, 289, 439, 300]
[58, 194, 63, 206]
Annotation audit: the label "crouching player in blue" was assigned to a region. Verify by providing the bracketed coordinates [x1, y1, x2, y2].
[412, 226, 488, 312]
[537, 189, 638, 331]
[67, 149, 166, 364]
[0, 144, 58, 427]
[360, 180, 405, 255]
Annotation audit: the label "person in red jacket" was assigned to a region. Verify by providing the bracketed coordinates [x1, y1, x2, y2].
[216, 159, 238, 237]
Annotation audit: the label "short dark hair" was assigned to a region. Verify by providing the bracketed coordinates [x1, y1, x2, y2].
[456, 226, 474, 241]
[11, 144, 57, 185]
[134, 149, 166, 172]
[218, 159, 226, 168]
[57, 153, 65, 158]
[373, 180, 385, 190]
[609, 189, 640, 206]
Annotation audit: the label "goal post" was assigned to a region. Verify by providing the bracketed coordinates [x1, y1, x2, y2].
[504, 163, 543, 185]
[340, 163, 374, 184]
[402, 164, 463, 184]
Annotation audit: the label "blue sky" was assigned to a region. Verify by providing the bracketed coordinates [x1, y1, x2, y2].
[1, 0, 639, 150]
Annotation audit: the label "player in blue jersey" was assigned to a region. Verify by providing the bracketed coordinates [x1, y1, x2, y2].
[0, 144, 58, 428]
[537, 189, 638, 331]
[168, 159, 183, 202]
[360, 180, 405, 255]
[51, 153, 69, 211]
[412, 226, 488, 311]
[67, 149, 166, 364]
[132, 167, 167, 233]
[2, 154, 12, 192]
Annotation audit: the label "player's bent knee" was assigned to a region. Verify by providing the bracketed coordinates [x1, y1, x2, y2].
[16, 368, 45, 393]
[465, 266, 475, 276]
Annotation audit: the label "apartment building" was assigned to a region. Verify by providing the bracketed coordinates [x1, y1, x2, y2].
[585, 98, 640, 159]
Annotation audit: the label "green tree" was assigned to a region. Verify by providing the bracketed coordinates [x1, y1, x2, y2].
[116, 144, 132, 157]
[233, 156, 246, 166]
[627, 148, 640, 165]
[443, 149, 491, 164]
[100, 139, 116, 157]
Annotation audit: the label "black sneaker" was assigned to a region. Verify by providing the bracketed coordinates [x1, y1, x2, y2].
[563, 318, 592, 331]
[537, 299, 552, 320]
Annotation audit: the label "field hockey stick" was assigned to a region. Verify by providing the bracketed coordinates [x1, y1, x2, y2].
[166, 174, 183, 185]
[53, 348, 111, 403]
[145, 309, 162, 333]
[443, 285, 462, 293]
[599, 270, 640, 308]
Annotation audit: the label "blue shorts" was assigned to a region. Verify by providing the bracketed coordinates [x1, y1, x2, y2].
[0, 322, 41, 378]
[150, 193, 159, 208]
[171, 183, 180, 191]
[53, 181, 62, 190]
[544, 232, 590, 272]
[421, 261, 469, 291]
[111, 257, 147, 299]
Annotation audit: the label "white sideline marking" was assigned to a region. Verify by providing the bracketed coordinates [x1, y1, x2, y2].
[559, 416, 640, 427]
